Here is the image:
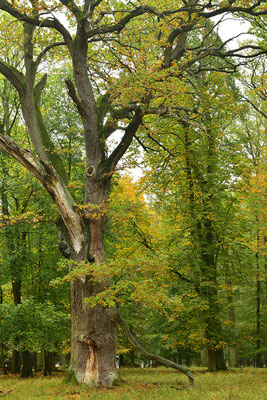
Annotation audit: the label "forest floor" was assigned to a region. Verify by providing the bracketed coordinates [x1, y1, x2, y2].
[0, 367, 266, 400]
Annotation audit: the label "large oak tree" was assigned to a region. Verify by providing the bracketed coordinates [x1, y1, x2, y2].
[0, 0, 266, 387]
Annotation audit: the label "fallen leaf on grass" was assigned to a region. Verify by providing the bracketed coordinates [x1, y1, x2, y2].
[0, 390, 12, 397]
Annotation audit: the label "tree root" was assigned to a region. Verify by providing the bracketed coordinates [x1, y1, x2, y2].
[117, 311, 194, 388]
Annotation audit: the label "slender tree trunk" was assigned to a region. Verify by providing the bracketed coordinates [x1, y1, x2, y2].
[11, 350, 21, 374]
[34, 353, 38, 373]
[0, 287, 7, 375]
[129, 350, 136, 367]
[201, 348, 208, 367]
[226, 265, 237, 368]
[43, 350, 51, 376]
[1, 344, 7, 375]
[255, 226, 262, 367]
[119, 354, 124, 368]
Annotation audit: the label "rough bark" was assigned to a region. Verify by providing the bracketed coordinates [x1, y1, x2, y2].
[68, 277, 118, 386]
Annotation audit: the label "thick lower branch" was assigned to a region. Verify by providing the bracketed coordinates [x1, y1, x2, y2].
[0, 135, 86, 256]
[0, 134, 45, 180]
[117, 311, 194, 388]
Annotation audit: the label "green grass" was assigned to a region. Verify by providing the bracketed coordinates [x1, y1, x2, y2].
[0, 367, 266, 400]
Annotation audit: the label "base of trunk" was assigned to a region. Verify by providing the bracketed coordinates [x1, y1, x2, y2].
[64, 368, 121, 388]
[208, 348, 227, 371]
[20, 350, 33, 378]
[70, 278, 118, 387]
[11, 350, 21, 373]
[43, 350, 52, 376]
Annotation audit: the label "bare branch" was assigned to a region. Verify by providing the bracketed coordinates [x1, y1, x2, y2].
[35, 42, 66, 68]
[104, 108, 143, 170]
[117, 311, 194, 387]
[242, 95, 267, 119]
[86, 5, 167, 38]
[201, 1, 267, 18]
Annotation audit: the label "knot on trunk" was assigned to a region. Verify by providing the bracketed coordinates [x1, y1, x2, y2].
[86, 165, 113, 181]
[87, 166, 95, 177]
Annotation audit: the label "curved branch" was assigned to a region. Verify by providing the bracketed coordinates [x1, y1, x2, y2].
[35, 42, 66, 68]
[201, 1, 267, 18]
[104, 108, 143, 171]
[117, 311, 194, 388]
[86, 5, 166, 38]
[0, 0, 72, 47]
[0, 60, 25, 96]
[0, 134, 45, 182]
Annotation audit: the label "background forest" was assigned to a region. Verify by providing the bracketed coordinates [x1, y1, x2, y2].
[0, 0, 266, 390]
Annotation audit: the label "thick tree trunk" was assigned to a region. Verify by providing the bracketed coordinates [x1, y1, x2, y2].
[67, 277, 118, 386]
[207, 348, 227, 371]
[20, 350, 33, 378]
[205, 312, 227, 371]
[11, 350, 21, 373]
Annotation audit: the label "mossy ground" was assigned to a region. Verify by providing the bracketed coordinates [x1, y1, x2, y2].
[0, 367, 266, 400]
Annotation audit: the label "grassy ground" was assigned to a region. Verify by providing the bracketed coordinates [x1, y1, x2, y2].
[0, 367, 266, 400]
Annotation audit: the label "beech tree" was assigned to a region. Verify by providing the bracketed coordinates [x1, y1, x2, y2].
[0, 0, 266, 387]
